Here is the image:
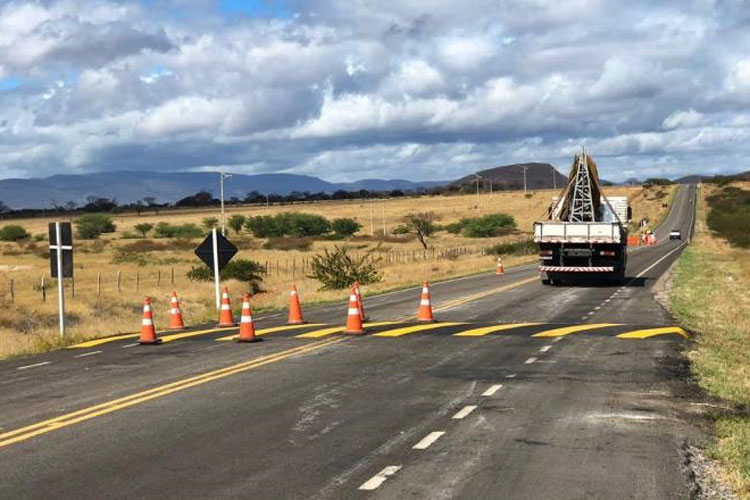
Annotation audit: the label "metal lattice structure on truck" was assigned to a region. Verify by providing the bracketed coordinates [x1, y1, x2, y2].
[568, 148, 596, 222]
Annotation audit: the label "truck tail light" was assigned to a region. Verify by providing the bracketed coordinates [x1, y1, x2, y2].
[539, 250, 553, 256]
[600, 250, 616, 257]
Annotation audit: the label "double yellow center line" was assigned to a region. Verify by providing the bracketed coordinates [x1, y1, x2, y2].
[0, 338, 344, 449]
[430, 276, 538, 313]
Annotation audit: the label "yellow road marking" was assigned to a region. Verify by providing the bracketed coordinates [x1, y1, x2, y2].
[431, 277, 537, 313]
[160, 326, 235, 343]
[69, 333, 140, 348]
[215, 324, 324, 341]
[0, 338, 344, 449]
[374, 322, 465, 337]
[616, 327, 688, 339]
[532, 323, 622, 337]
[454, 322, 542, 337]
[296, 322, 399, 338]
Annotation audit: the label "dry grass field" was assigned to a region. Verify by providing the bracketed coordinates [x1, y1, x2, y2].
[671, 181, 750, 498]
[0, 184, 674, 359]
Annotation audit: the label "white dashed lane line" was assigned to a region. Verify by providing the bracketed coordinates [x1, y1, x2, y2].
[506, 373, 517, 378]
[524, 357, 537, 365]
[482, 383, 504, 396]
[552, 337, 563, 343]
[452, 405, 477, 420]
[413, 431, 446, 450]
[16, 361, 51, 371]
[74, 350, 102, 358]
[539, 345, 552, 353]
[359, 466, 402, 491]
[122, 343, 139, 348]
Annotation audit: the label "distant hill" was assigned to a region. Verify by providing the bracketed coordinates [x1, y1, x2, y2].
[674, 175, 708, 184]
[453, 163, 568, 191]
[0, 171, 448, 209]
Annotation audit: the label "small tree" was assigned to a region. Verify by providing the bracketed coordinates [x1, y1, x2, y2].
[202, 217, 219, 230]
[228, 214, 247, 235]
[0, 225, 29, 241]
[187, 259, 265, 293]
[331, 218, 361, 237]
[134, 223, 154, 238]
[75, 214, 116, 239]
[393, 212, 438, 249]
[307, 245, 381, 290]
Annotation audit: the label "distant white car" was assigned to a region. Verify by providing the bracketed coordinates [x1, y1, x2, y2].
[669, 230, 681, 240]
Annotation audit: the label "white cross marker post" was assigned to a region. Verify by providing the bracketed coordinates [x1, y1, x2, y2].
[48, 222, 73, 337]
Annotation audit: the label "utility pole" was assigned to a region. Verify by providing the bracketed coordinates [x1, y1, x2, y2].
[473, 174, 482, 199]
[553, 165, 557, 190]
[369, 199, 374, 236]
[381, 199, 386, 236]
[219, 169, 232, 235]
[522, 166, 528, 195]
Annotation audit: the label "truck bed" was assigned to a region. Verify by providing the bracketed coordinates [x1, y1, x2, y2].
[533, 221, 623, 244]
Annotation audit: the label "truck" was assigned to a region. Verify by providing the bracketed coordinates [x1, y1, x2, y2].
[533, 149, 631, 285]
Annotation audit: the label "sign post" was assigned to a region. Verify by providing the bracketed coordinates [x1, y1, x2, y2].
[195, 228, 238, 310]
[49, 222, 73, 337]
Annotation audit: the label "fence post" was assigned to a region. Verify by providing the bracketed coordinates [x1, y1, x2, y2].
[71, 274, 75, 298]
[117, 270, 122, 293]
[157, 270, 161, 286]
[171, 267, 175, 285]
[41, 276, 46, 302]
[97, 272, 101, 297]
[136, 272, 140, 292]
[9, 279, 14, 303]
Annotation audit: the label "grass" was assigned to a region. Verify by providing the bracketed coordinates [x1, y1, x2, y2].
[670, 182, 750, 498]
[0, 186, 673, 359]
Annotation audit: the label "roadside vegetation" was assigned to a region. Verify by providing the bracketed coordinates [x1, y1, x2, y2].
[670, 182, 750, 498]
[0, 185, 674, 359]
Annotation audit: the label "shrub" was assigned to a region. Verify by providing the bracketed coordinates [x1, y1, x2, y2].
[134, 223, 154, 238]
[202, 217, 219, 230]
[121, 240, 169, 252]
[331, 218, 361, 237]
[307, 245, 382, 290]
[245, 212, 331, 238]
[186, 259, 264, 293]
[489, 239, 537, 256]
[75, 214, 116, 239]
[33, 233, 47, 242]
[262, 237, 313, 251]
[0, 225, 29, 241]
[153, 222, 204, 239]
[707, 187, 750, 248]
[444, 222, 463, 234]
[461, 213, 517, 238]
[227, 214, 247, 235]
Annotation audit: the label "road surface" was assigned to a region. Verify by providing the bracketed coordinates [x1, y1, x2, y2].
[0, 185, 702, 499]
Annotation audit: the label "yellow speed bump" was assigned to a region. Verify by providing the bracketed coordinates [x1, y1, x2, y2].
[216, 324, 323, 341]
[616, 327, 688, 339]
[532, 323, 622, 338]
[374, 322, 465, 337]
[454, 322, 542, 337]
[296, 322, 398, 338]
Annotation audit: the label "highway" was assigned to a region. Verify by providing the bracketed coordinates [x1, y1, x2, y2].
[0, 185, 700, 499]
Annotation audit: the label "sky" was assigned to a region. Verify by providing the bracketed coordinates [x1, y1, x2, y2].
[1, 0, 749, 183]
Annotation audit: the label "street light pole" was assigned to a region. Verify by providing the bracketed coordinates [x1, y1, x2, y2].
[219, 169, 232, 235]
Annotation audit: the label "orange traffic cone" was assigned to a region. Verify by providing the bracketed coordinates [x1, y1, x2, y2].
[416, 281, 436, 323]
[288, 284, 305, 325]
[354, 281, 369, 322]
[218, 287, 235, 327]
[168, 291, 187, 330]
[237, 292, 262, 343]
[139, 297, 161, 345]
[496, 257, 505, 275]
[344, 286, 365, 335]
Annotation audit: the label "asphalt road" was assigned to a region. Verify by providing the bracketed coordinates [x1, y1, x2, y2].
[0, 185, 701, 499]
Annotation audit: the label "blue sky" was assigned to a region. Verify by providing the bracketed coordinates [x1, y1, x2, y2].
[0, 0, 749, 183]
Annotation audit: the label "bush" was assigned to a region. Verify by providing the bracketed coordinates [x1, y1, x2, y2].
[33, 233, 47, 242]
[444, 222, 463, 234]
[0, 225, 29, 241]
[331, 218, 361, 237]
[461, 213, 517, 238]
[153, 222, 204, 239]
[307, 245, 382, 290]
[186, 259, 264, 293]
[227, 214, 247, 235]
[134, 223, 154, 238]
[245, 212, 331, 238]
[121, 240, 169, 252]
[75, 214, 116, 239]
[202, 217, 218, 230]
[262, 237, 313, 251]
[489, 239, 537, 256]
[707, 187, 750, 248]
